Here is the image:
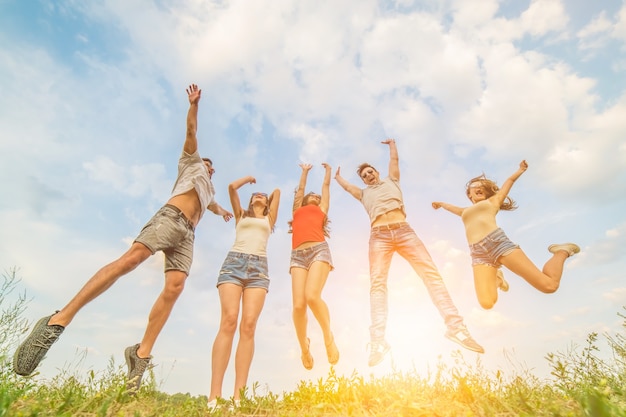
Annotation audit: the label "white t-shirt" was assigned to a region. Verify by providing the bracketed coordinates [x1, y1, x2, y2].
[360, 177, 406, 224]
[170, 150, 216, 220]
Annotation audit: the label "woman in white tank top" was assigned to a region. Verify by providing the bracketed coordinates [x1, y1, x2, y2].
[432, 160, 580, 310]
[207, 175, 280, 408]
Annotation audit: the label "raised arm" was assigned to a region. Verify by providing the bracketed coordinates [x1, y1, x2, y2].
[382, 139, 399, 181]
[183, 84, 201, 154]
[228, 176, 256, 221]
[334, 166, 362, 200]
[432, 201, 464, 216]
[492, 160, 528, 207]
[319, 163, 331, 214]
[267, 188, 281, 229]
[293, 164, 312, 213]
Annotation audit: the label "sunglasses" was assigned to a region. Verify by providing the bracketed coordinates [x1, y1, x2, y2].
[360, 169, 375, 179]
[252, 192, 268, 198]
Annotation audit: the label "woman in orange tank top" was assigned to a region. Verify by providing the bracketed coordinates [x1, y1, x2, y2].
[289, 163, 339, 370]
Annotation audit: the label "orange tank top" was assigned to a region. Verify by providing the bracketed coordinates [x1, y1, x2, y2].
[292, 204, 326, 249]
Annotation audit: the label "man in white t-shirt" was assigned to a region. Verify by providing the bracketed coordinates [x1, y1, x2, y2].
[335, 139, 483, 367]
[13, 84, 233, 392]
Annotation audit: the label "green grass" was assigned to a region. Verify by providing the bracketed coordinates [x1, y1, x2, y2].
[2, 268, 626, 416]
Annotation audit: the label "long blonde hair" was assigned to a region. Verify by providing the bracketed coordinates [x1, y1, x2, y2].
[466, 174, 517, 211]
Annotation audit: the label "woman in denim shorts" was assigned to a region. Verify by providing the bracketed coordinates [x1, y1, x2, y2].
[432, 160, 580, 309]
[288, 163, 339, 370]
[207, 176, 280, 407]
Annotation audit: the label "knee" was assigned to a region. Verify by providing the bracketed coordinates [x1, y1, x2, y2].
[540, 282, 559, 294]
[220, 315, 238, 335]
[163, 279, 185, 300]
[239, 320, 257, 339]
[478, 296, 496, 310]
[305, 292, 322, 308]
[293, 301, 307, 316]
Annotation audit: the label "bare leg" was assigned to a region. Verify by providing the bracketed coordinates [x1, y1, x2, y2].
[499, 248, 569, 293]
[233, 287, 266, 400]
[50, 243, 152, 327]
[304, 262, 333, 345]
[136, 269, 187, 358]
[472, 264, 499, 309]
[305, 261, 338, 364]
[209, 284, 242, 401]
[291, 267, 311, 357]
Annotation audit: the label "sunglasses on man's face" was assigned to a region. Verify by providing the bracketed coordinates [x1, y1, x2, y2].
[360, 169, 375, 179]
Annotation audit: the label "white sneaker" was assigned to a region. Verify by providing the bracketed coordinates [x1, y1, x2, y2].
[548, 243, 580, 257]
[207, 399, 218, 411]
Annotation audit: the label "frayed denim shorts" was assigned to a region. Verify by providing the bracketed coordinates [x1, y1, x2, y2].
[134, 204, 195, 274]
[469, 228, 519, 268]
[217, 251, 270, 291]
[289, 241, 334, 271]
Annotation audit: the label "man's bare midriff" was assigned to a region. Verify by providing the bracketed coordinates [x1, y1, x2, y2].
[371, 208, 406, 227]
[167, 188, 202, 227]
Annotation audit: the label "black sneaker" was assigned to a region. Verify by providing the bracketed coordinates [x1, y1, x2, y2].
[124, 344, 152, 393]
[13, 313, 64, 376]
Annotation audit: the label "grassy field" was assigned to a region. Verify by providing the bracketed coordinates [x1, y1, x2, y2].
[2, 270, 625, 417]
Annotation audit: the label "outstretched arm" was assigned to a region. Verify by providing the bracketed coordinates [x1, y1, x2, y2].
[432, 201, 464, 216]
[334, 166, 362, 200]
[228, 176, 256, 221]
[268, 188, 281, 229]
[207, 201, 234, 222]
[493, 160, 528, 206]
[383, 139, 399, 181]
[183, 84, 201, 154]
[293, 163, 312, 213]
[319, 163, 331, 214]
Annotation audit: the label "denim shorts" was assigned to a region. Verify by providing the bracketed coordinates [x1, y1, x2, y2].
[134, 205, 195, 274]
[217, 251, 270, 291]
[289, 241, 334, 271]
[469, 228, 519, 267]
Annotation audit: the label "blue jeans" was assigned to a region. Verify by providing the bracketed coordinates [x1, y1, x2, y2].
[368, 223, 464, 342]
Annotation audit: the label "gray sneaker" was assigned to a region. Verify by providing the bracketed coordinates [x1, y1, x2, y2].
[445, 326, 484, 353]
[368, 340, 390, 367]
[13, 313, 64, 376]
[124, 344, 152, 393]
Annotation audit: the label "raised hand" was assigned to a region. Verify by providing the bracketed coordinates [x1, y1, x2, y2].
[186, 84, 201, 105]
[299, 163, 313, 172]
[381, 138, 396, 145]
[432, 202, 442, 210]
[519, 160, 528, 171]
[322, 162, 331, 171]
[334, 166, 342, 179]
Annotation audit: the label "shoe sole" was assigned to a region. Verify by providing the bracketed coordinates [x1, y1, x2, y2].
[445, 334, 485, 354]
[548, 243, 580, 256]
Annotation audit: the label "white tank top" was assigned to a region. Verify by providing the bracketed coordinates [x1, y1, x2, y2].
[230, 216, 271, 256]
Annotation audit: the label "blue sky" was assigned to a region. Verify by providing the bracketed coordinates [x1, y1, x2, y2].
[1, 0, 625, 398]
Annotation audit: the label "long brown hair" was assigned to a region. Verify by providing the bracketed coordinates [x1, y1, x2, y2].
[466, 174, 517, 211]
